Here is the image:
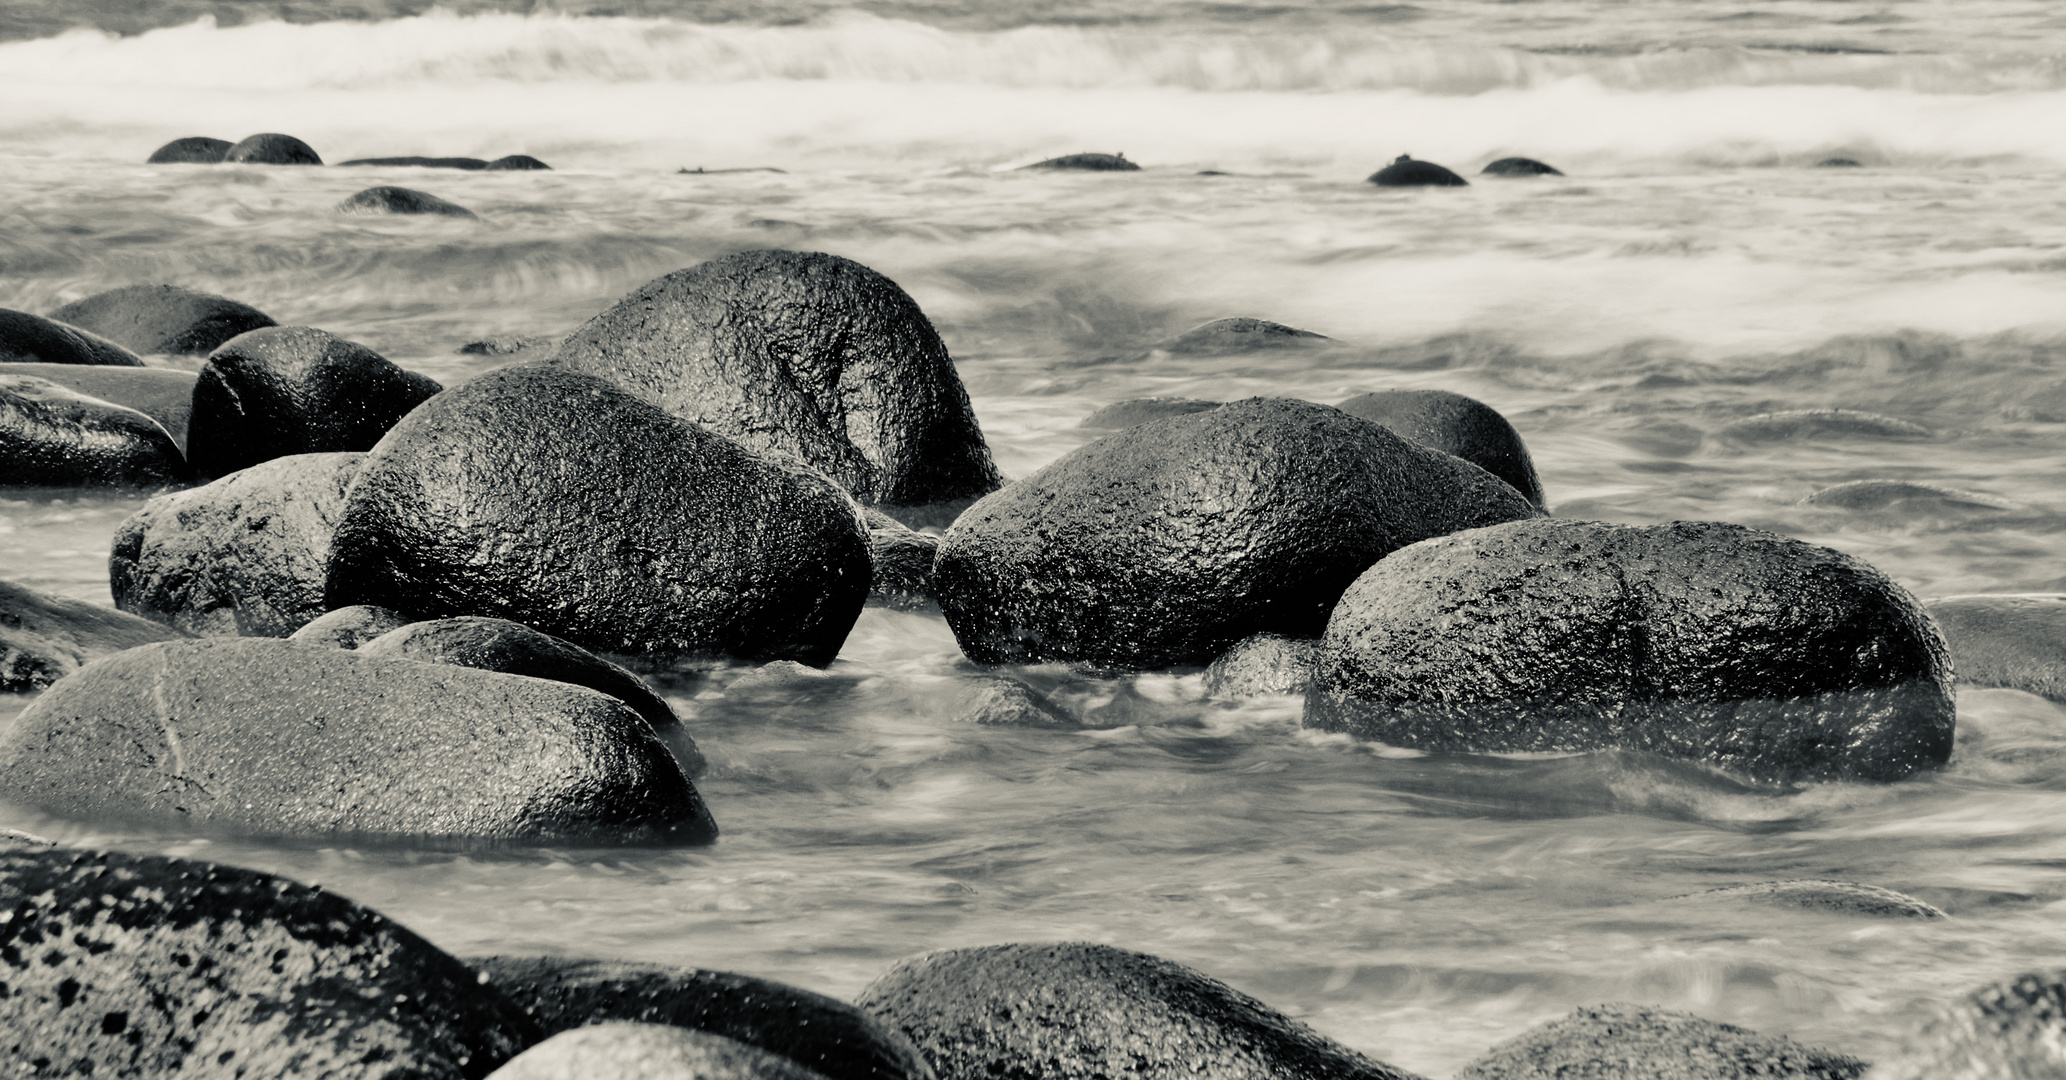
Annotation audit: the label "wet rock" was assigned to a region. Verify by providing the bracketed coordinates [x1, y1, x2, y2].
[0, 828, 52, 849]
[187, 325, 442, 479]
[551, 251, 1001, 518]
[1482, 156, 1564, 177]
[48, 283, 277, 357]
[1716, 409, 1930, 443]
[222, 132, 322, 165]
[459, 334, 554, 355]
[341, 155, 491, 169]
[1455, 1003, 1867, 1080]
[0, 845, 539, 1077]
[1871, 969, 2066, 1080]
[110, 451, 362, 636]
[289, 602, 414, 648]
[1816, 157, 1864, 168]
[1687, 880, 1945, 919]
[1157, 317, 1331, 355]
[1368, 154, 1468, 187]
[337, 185, 480, 218]
[954, 676, 1079, 728]
[1803, 480, 2013, 513]
[326, 364, 870, 666]
[0, 363, 197, 449]
[0, 637, 715, 844]
[489, 1023, 833, 1080]
[857, 942, 1423, 1080]
[0, 371, 187, 487]
[0, 578, 184, 691]
[1334, 388, 1546, 507]
[1308, 518, 1956, 783]
[145, 136, 232, 163]
[866, 510, 941, 610]
[474, 955, 933, 1080]
[1023, 152, 1140, 171]
[487, 154, 552, 170]
[1925, 594, 2066, 702]
[1081, 397, 1224, 429]
[1203, 632, 1318, 698]
[0, 308, 145, 366]
[934, 397, 1537, 669]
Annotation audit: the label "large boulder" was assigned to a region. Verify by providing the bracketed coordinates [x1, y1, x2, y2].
[145, 136, 232, 163]
[0, 308, 145, 366]
[856, 942, 1423, 1080]
[1923, 594, 2066, 701]
[0, 845, 540, 1077]
[1333, 388, 1546, 507]
[0, 637, 716, 845]
[187, 325, 442, 479]
[1307, 518, 1955, 783]
[337, 185, 479, 218]
[549, 250, 1000, 517]
[223, 132, 321, 165]
[1455, 1003, 1867, 1080]
[1870, 969, 2066, 1080]
[109, 451, 363, 636]
[0, 371, 187, 487]
[326, 364, 871, 667]
[1, 362, 198, 448]
[933, 397, 1538, 668]
[489, 1024, 833, 1080]
[0, 578, 183, 691]
[48, 284, 277, 357]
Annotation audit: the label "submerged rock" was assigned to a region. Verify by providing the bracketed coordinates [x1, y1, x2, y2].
[1686, 880, 1945, 919]
[1456, 1003, 1867, 1080]
[1369, 155, 1469, 187]
[1872, 969, 2066, 1080]
[1023, 152, 1140, 171]
[488, 154, 552, 170]
[1716, 409, 1930, 443]
[48, 283, 277, 357]
[490, 1023, 833, 1080]
[187, 325, 442, 478]
[1925, 594, 2066, 702]
[953, 676, 1080, 728]
[1156, 318, 1331, 355]
[0, 371, 187, 487]
[1816, 157, 1865, 168]
[1202, 632, 1318, 698]
[1334, 388, 1546, 507]
[223, 132, 321, 165]
[866, 511, 941, 610]
[1803, 480, 2013, 513]
[145, 136, 232, 163]
[0, 578, 183, 691]
[0, 363, 197, 449]
[337, 185, 480, 218]
[0, 308, 145, 366]
[1081, 397, 1224, 429]
[289, 602, 414, 648]
[1481, 156, 1564, 177]
[341, 155, 491, 169]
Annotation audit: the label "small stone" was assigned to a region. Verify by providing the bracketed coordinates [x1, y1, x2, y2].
[339, 156, 490, 169]
[0, 363, 197, 449]
[458, 335, 553, 355]
[1334, 388, 1545, 507]
[1802, 480, 2013, 513]
[1816, 158, 1864, 168]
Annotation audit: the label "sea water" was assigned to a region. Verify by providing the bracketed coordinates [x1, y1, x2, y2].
[6, 2, 2066, 1074]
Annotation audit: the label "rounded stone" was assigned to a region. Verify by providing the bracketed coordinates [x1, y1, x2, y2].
[145, 136, 232, 163]
[1334, 388, 1546, 507]
[1456, 1003, 1867, 1080]
[1686, 880, 1945, 919]
[487, 154, 552, 170]
[0, 372, 187, 488]
[1081, 397, 1224, 429]
[489, 1023, 834, 1080]
[0, 308, 145, 366]
[337, 185, 479, 218]
[0, 578, 183, 692]
[1481, 156, 1564, 177]
[1023, 152, 1140, 171]
[289, 603, 414, 648]
[49, 284, 277, 356]
[1155, 318, 1331, 356]
[187, 325, 442, 479]
[1369, 155, 1469, 187]
[1202, 632, 1318, 698]
[0, 363, 197, 449]
[1925, 594, 2066, 702]
[222, 132, 322, 165]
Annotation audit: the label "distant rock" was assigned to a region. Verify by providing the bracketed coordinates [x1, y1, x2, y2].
[222, 132, 322, 165]
[1716, 409, 1930, 443]
[1803, 480, 2013, 513]
[0, 371, 187, 488]
[953, 677, 1079, 728]
[1816, 158, 1864, 168]
[186, 325, 442, 478]
[1925, 594, 2066, 702]
[0, 578, 183, 691]
[1157, 317, 1331, 355]
[487, 154, 552, 170]
[1872, 969, 2066, 1080]
[145, 136, 232, 163]
[1456, 1003, 1867, 1080]
[0, 308, 145, 366]
[679, 166, 787, 175]
[1022, 152, 1140, 171]
[1334, 388, 1546, 507]
[48, 283, 277, 357]
[1685, 880, 1945, 919]
[489, 1024, 833, 1080]
[0, 363, 196, 448]
[1369, 155, 1469, 187]
[1481, 157, 1564, 177]
[289, 603, 414, 648]
[1203, 632, 1318, 698]
[1080, 397, 1223, 429]
[459, 334, 554, 355]
[337, 185, 479, 218]
[340, 155, 490, 169]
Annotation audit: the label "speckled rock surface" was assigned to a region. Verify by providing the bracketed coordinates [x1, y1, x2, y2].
[223, 132, 321, 165]
[1307, 518, 1956, 783]
[290, 603, 416, 648]
[1080, 397, 1224, 429]
[0, 637, 715, 845]
[2, 362, 198, 449]
[337, 186, 479, 218]
[488, 1023, 835, 1080]
[1333, 388, 1545, 507]
[0, 845, 539, 1077]
[1481, 157, 1564, 176]
[1685, 880, 1945, 919]
[187, 326, 442, 479]
[0, 371, 186, 487]
[856, 942, 1424, 1080]
[1155, 319, 1330, 356]
[1925, 594, 2066, 702]
[1023, 152, 1140, 170]
[934, 397, 1537, 669]
[1455, 1004, 1866, 1080]
[0, 578, 183, 691]
[145, 136, 232, 163]
[325, 364, 870, 667]
[1202, 633, 1317, 698]
[49, 284, 277, 357]
[1871, 969, 2066, 1080]
[1368, 155, 1468, 187]
[0, 308, 145, 366]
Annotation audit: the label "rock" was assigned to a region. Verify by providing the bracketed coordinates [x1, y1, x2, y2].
[1368, 155, 1469, 187]
[0, 371, 187, 487]
[1202, 632, 1318, 698]
[1081, 397, 1224, 429]
[1803, 480, 2013, 513]
[1308, 518, 1956, 783]
[857, 942, 1423, 1080]
[474, 955, 933, 1080]
[550, 251, 1000, 518]
[145, 136, 232, 163]
[0, 308, 145, 366]
[934, 397, 1538, 668]
[0, 578, 184, 691]
[325, 364, 871, 666]
[109, 451, 363, 636]
[1157, 318, 1331, 356]
[954, 677, 1079, 728]
[289, 602, 414, 648]
[0, 845, 539, 1077]
[1716, 410, 1930, 443]
[0, 363, 197, 449]
[1685, 880, 1945, 919]
[1816, 158, 1864, 168]
[459, 334, 554, 355]
[863, 509, 939, 610]
[48, 284, 278, 357]
[222, 132, 321, 165]
[337, 185, 480, 218]
[1455, 1003, 1867, 1080]
[1871, 969, 2066, 1080]
[488, 1023, 833, 1080]
[0, 828, 52, 849]
[186, 325, 442, 478]
[1481, 157, 1564, 177]
[1334, 388, 1546, 507]
[1924, 594, 2066, 701]
[340, 155, 490, 169]
[0, 637, 715, 844]
[487, 154, 552, 170]
[1022, 152, 1140, 171]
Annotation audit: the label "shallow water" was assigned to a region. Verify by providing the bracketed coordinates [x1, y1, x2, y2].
[9, 2, 2066, 1076]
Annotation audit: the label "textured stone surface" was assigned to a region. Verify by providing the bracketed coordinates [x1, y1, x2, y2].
[1456, 1004, 1866, 1080]
[1334, 388, 1546, 507]
[953, 677, 1079, 728]
[223, 132, 321, 165]
[0, 578, 183, 691]
[1308, 518, 1955, 783]
[1155, 319, 1330, 356]
[1481, 157, 1564, 176]
[1926, 594, 2066, 701]
[934, 397, 1537, 669]
[1023, 152, 1140, 171]
[0, 308, 145, 366]
[1368, 155, 1468, 187]
[857, 942, 1423, 1080]
[0, 371, 186, 487]
[1686, 880, 1945, 919]
[0, 637, 715, 845]
[0, 363, 197, 449]
[1202, 633, 1318, 698]
[187, 325, 442, 479]
[145, 136, 231, 163]
[290, 603, 416, 648]
[1081, 397, 1224, 429]
[1715, 409, 1930, 443]
[337, 185, 480, 218]
[1872, 969, 2066, 1080]
[49, 284, 277, 357]
[489, 1023, 834, 1080]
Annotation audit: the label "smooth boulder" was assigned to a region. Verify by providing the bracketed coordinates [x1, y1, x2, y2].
[0, 637, 716, 845]
[1456, 1003, 1866, 1080]
[1023, 152, 1140, 171]
[1369, 155, 1468, 187]
[0, 371, 186, 487]
[223, 132, 321, 165]
[0, 308, 145, 366]
[0, 363, 197, 448]
[489, 1024, 833, 1080]
[290, 602, 415, 648]
[0, 578, 183, 691]
[1308, 518, 1956, 783]
[337, 185, 480, 218]
[187, 325, 442, 478]
[145, 136, 232, 163]
[1925, 594, 2066, 701]
[1481, 156, 1564, 177]
[326, 364, 870, 666]
[934, 397, 1537, 668]
[1334, 388, 1546, 507]
[49, 283, 277, 357]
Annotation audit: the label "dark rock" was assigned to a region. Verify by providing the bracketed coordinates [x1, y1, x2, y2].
[0, 637, 715, 845]
[289, 603, 414, 648]
[1307, 518, 1956, 783]
[1815, 158, 1864, 168]
[0, 363, 197, 449]
[110, 451, 362, 636]
[1685, 880, 1945, 919]
[1716, 409, 1930, 443]
[934, 397, 1538, 669]
[222, 132, 321, 165]
[187, 325, 442, 478]
[679, 166, 787, 175]
[145, 136, 231, 163]
[487, 154, 553, 170]
[1925, 594, 2066, 701]
[0, 578, 184, 691]
[1202, 632, 1318, 698]
[857, 942, 1423, 1080]
[48, 284, 277, 357]
[0, 845, 539, 1077]
[0, 371, 187, 487]
[1872, 969, 2066, 1080]
[862, 507, 938, 610]
[1481, 156, 1564, 177]
[474, 955, 933, 1080]
[489, 1023, 834, 1080]
[1803, 480, 2013, 513]
[550, 251, 1000, 518]
[337, 185, 480, 218]
[325, 364, 870, 666]
[1157, 318, 1331, 355]
[1334, 388, 1546, 507]
[1081, 397, 1223, 429]
[954, 677, 1079, 728]
[1023, 152, 1140, 171]
[459, 334, 554, 355]
[340, 155, 490, 169]
[1369, 155, 1468, 187]
[0, 308, 145, 366]
[1455, 1003, 1867, 1080]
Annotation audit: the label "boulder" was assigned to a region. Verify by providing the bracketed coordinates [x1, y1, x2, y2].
[1683, 880, 1944, 919]
[1481, 156, 1564, 177]
[1455, 1003, 1867, 1080]
[1156, 318, 1330, 355]
[1334, 388, 1546, 507]
[856, 942, 1423, 1080]
[953, 676, 1079, 728]
[0, 578, 184, 691]
[487, 154, 553, 170]
[325, 364, 871, 666]
[48, 284, 277, 357]
[0, 308, 145, 366]
[0, 371, 187, 488]
[1202, 632, 1318, 698]
[0, 845, 539, 1077]
[1716, 410, 1929, 443]
[223, 132, 321, 165]
[289, 602, 414, 648]
[488, 1023, 833, 1080]
[1871, 970, 2066, 1080]
[337, 185, 480, 218]
[0, 363, 197, 448]
[109, 451, 363, 636]
[549, 250, 1000, 517]
[474, 955, 933, 1080]
[341, 155, 491, 169]
[1924, 594, 2066, 701]
[865, 510, 940, 610]
[1368, 155, 1468, 187]
[1803, 480, 2012, 514]
[0, 637, 715, 845]
[934, 397, 1538, 668]
[1307, 518, 1956, 783]
[459, 334, 555, 355]
[1023, 152, 1140, 171]
[186, 325, 442, 478]
[1081, 397, 1223, 429]
[145, 136, 232, 163]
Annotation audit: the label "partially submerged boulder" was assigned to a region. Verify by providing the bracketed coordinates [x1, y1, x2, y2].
[1369, 155, 1468, 187]
[0, 363, 197, 448]
[1202, 632, 1318, 698]
[48, 284, 277, 357]
[1925, 594, 2066, 701]
[145, 136, 232, 163]
[1684, 880, 1945, 919]
[341, 155, 491, 169]
[0, 371, 186, 487]
[1023, 152, 1140, 171]
[488, 1024, 832, 1080]
[1456, 1003, 1867, 1080]
[186, 325, 442, 478]
[0, 308, 145, 366]
[1481, 156, 1564, 177]
[337, 185, 480, 218]
[1803, 480, 2012, 514]
[0, 578, 183, 691]
[488, 154, 552, 170]
[1155, 318, 1331, 356]
[1334, 388, 1545, 507]
[953, 676, 1079, 728]
[223, 132, 321, 165]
